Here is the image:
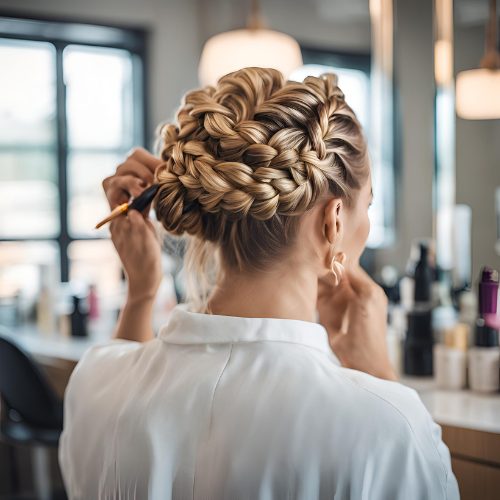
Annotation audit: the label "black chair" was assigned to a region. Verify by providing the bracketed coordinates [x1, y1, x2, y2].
[0, 328, 65, 499]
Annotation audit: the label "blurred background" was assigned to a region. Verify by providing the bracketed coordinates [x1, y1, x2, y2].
[0, 0, 499, 498]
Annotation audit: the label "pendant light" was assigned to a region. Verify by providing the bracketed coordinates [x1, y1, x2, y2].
[198, 0, 303, 87]
[456, 0, 500, 119]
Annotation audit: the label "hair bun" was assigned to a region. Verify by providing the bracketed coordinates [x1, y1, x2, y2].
[154, 67, 367, 243]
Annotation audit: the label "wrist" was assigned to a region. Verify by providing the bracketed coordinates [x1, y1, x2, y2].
[127, 290, 157, 307]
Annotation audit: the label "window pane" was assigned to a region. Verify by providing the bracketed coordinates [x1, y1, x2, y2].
[0, 39, 56, 146]
[0, 151, 59, 238]
[64, 45, 134, 149]
[0, 39, 59, 239]
[67, 152, 123, 238]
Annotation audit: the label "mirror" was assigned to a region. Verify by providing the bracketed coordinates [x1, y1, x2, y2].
[453, 0, 500, 284]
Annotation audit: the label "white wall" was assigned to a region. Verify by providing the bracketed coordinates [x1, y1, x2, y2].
[197, 0, 371, 52]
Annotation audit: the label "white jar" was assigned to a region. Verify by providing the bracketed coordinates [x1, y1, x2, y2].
[434, 344, 467, 390]
[468, 347, 500, 393]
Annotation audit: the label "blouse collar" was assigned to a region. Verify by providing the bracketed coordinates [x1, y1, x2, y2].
[158, 303, 331, 355]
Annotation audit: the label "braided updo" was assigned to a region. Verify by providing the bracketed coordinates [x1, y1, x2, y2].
[153, 67, 368, 305]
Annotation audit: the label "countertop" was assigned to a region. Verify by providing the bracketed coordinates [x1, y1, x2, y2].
[401, 376, 500, 434]
[0, 324, 109, 364]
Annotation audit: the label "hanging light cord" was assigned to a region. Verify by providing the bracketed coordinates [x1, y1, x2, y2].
[247, 0, 266, 29]
[481, 0, 500, 69]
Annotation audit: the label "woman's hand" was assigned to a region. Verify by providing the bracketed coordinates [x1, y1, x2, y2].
[103, 147, 163, 209]
[105, 146, 164, 302]
[110, 209, 162, 304]
[104, 148, 163, 343]
[317, 263, 397, 381]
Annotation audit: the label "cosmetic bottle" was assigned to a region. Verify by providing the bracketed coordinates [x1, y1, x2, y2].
[479, 267, 499, 329]
[71, 294, 88, 337]
[386, 305, 406, 377]
[458, 290, 477, 346]
[413, 244, 433, 306]
[89, 284, 99, 320]
[404, 244, 435, 376]
[434, 324, 468, 390]
[36, 265, 56, 335]
[432, 306, 458, 344]
[404, 310, 434, 376]
[399, 276, 414, 311]
[468, 268, 500, 393]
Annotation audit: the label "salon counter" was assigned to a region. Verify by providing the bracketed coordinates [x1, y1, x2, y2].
[400, 376, 500, 434]
[0, 325, 106, 364]
[400, 376, 500, 499]
[1, 328, 499, 499]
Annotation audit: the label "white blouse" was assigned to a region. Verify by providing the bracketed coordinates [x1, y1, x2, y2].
[59, 304, 459, 499]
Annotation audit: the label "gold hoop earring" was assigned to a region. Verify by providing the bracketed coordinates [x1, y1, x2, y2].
[331, 252, 346, 286]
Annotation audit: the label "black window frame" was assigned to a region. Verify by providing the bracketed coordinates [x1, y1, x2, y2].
[0, 13, 148, 281]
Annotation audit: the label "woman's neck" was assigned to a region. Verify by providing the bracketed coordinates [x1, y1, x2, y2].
[206, 263, 318, 323]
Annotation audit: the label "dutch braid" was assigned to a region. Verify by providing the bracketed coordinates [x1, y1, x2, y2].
[153, 67, 368, 307]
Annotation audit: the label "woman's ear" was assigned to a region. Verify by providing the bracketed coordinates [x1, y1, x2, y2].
[323, 198, 342, 247]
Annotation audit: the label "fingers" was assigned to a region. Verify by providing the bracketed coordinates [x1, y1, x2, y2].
[103, 147, 161, 211]
[109, 215, 128, 253]
[127, 208, 147, 227]
[346, 264, 371, 294]
[103, 175, 148, 209]
[348, 264, 387, 303]
[126, 147, 163, 173]
[109, 175, 148, 197]
[109, 210, 150, 244]
[317, 279, 352, 325]
[116, 158, 155, 185]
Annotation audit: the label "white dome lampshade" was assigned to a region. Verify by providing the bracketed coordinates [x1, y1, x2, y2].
[456, 68, 500, 119]
[455, 0, 500, 120]
[198, 28, 303, 88]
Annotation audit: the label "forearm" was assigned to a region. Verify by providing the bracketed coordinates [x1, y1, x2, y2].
[112, 294, 155, 342]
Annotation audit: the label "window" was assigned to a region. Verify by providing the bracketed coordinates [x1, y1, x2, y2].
[0, 39, 59, 239]
[0, 17, 146, 290]
[64, 45, 137, 238]
[290, 47, 395, 248]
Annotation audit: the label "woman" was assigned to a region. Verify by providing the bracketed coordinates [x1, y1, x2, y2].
[59, 68, 459, 499]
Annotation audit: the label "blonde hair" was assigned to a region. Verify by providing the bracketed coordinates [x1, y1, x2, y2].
[154, 67, 368, 311]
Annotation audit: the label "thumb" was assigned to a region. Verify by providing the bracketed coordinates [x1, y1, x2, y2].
[317, 277, 353, 335]
[127, 208, 148, 228]
[129, 208, 159, 241]
[346, 263, 373, 297]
